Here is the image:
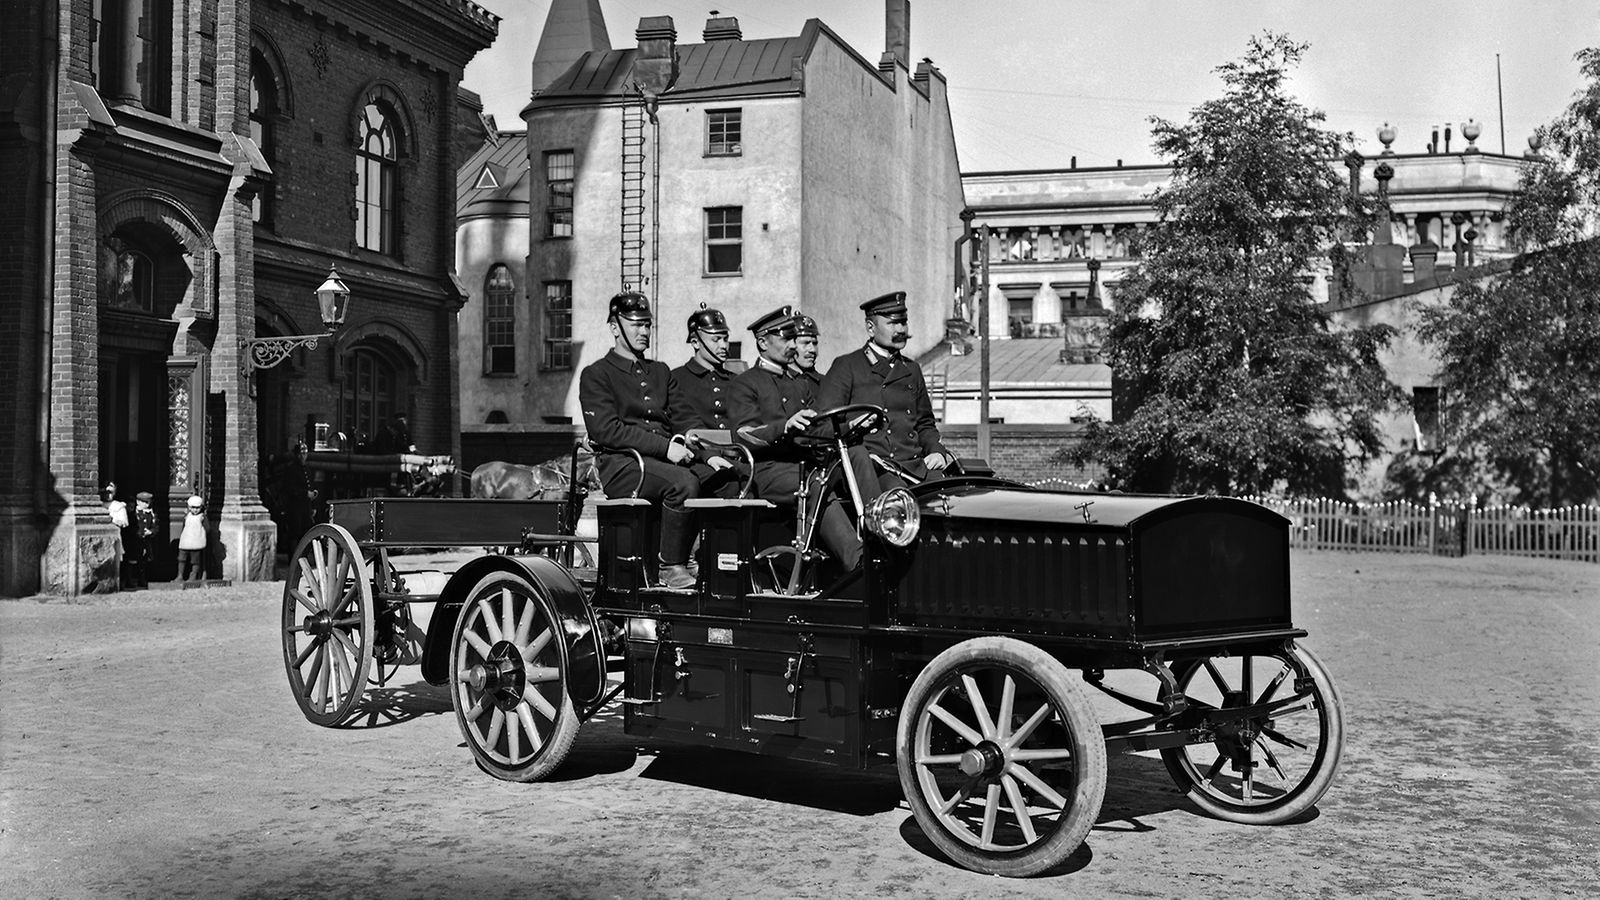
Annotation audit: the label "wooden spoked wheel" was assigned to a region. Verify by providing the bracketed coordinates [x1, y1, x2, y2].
[1161, 644, 1344, 825]
[897, 637, 1107, 877]
[281, 523, 374, 727]
[449, 571, 579, 782]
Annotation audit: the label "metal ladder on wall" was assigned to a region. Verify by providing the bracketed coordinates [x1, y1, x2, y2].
[620, 101, 647, 293]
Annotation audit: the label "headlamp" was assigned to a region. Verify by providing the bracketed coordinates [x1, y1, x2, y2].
[862, 487, 921, 547]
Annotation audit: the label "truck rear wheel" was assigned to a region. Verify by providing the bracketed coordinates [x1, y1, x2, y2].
[896, 637, 1107, 877]
[449, 571, 579, 781]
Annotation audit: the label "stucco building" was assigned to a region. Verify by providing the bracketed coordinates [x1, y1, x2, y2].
[933, 139, 1529, 427]
[0, 0, 495, 596]
[457, 1, 966, 426]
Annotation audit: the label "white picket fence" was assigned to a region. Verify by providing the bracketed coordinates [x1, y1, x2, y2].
[1026, 480, 1600, 564]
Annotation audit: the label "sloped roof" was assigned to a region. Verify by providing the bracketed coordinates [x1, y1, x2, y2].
[532, 23, 819, 105]
[457, 132, 530, 218]
[918, 338, 1110, 389]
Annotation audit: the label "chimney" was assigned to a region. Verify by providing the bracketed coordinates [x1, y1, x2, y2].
[633, 16, 679, 115]
[886, 0, 910, 69]
[703, 13, 740, 41]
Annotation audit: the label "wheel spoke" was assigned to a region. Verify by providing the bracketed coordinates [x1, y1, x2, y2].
[516, 700, 543, 754]
[485, 706, 506, 748]
[521, 627, 553, 665]
[291, 587, 318, 614]
[329, 636, 352, 700]
[929, 699, 985, 747]
[525, 666, 561, 685]
[1001, 773, 1039, 844]
[1203, 658, 1229, 694]
[960, 674, 998, 740]
[1203, 754, 1226, 785]
[463, 627, 493, 661]
[294, 633, 326, 668]
[300, 639, 326, 697]
[1006, 761, 1068, 810]
[979, 782, 1001, 847]
[1241, 655, 1254, 705]
[314, 643, 331, 710]
[500, 590, 516, 646]
[332, 553, 352, 612]
[481, 592, 506, 643]
[916, 752, 966, 766]
[524, 685, 557, 720]
[1255, 665, 1290, 706]
[1257, 738, 1288, 781]
[996, 674, 1017, 744]
[1009, 747, 1075, 763]
[506, 705, 522, 761]
[462, 694, 491, 723]
[1262, 724, 1309, 750]
[1003, 701, 1053, 751]
[937, 776, 982, 816]
[297, 557, 322, 608]
[328, 579, 358, 620]
[513, 599, 533, 646]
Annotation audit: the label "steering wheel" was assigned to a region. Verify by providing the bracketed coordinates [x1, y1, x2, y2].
[799, 403, 887, 447]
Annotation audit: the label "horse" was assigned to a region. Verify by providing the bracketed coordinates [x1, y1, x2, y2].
[467, 456, 600, 565]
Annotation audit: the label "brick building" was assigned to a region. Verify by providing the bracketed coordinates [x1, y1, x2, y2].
[0, 0, 496, 596]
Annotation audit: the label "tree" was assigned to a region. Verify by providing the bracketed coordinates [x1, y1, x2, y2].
[1068, 33, 1397, 497]
[1414, 48, 1600, 507]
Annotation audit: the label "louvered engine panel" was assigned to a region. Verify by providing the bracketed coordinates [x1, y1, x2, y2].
[891, 519, 1132, 638]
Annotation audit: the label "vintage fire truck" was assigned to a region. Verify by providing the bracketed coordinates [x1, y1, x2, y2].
[280, 404, 1343, 877]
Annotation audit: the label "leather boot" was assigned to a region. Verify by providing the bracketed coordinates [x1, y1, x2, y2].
[658, 505, 697, 589]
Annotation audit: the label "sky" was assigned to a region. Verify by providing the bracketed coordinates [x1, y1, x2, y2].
[463, 0, 1599, 173]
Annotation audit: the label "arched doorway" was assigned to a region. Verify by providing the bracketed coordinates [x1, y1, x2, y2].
[339, 342, 411, 449]
[98, 222, 190, 580]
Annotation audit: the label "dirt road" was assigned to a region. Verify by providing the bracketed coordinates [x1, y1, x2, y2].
[2, 551, 1596, 898]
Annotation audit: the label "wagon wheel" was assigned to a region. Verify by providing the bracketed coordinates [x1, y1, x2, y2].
[449, 571, 579, 782]
[1160, 644, 1344, 825]
[281, 523, 375, 727]
[897, 637, 1107, 877]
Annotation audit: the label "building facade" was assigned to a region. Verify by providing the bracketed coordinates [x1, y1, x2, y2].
[458, 2, 965, 425]
[933, 143, 1529, 426]
[0, 0, 495, 596]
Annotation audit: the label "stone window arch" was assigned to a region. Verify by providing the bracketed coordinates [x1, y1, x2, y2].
[483, 263, 517, 374]
[350, 82, 416, 257]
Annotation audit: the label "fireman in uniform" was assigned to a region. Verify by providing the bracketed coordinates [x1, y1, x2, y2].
[670, 306, 745, 499]
[731, 306, 862, 569]
[816, 290, 952, 503]
[787, 312, 823, 405]
[578, 291, 699, 589]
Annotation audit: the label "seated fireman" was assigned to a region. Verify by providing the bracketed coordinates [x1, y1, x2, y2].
[669, 306, 746, 499]
[815, 291, 953, 504]
[731, 306, 863, 569]
[787, 312, 824, 399]
[578, 291, 700, 589]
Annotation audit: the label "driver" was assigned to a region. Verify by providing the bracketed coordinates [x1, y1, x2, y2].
[731, 306, 862, 569]
[578, 291, 700, 589]
[670, 305, 744, 499]
[816, 290, 953, 502]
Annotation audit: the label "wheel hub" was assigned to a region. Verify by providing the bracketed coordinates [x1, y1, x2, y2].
[302, 610, 334, 637]
[467, 640, 527, 711]
[958, 741, 1005, 779]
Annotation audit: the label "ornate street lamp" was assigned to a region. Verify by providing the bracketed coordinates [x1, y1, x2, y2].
[240, 265, 350, 388]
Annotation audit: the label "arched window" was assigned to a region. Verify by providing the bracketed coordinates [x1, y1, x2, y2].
[249, 51, 279, 225]
[356, 103, 399, 253]
[340, 346, 405, 445]
[483, 264, 516, 374]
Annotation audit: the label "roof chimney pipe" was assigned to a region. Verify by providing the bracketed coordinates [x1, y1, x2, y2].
[703, 13, 740, 41]
[886, 0, 910, 69]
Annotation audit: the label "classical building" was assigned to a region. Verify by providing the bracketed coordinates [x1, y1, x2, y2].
[932, 138, 1529, 426]
[0, 0, 496, 596]
[459, 0, 965, 425]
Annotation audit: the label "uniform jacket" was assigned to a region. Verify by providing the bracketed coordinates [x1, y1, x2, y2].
[579, 348, 678, 459]
[816, 343, 949, 466]
[732, 359, 810, 463]
[670, 357, 736, 433]
[788, 366, 822, 408]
